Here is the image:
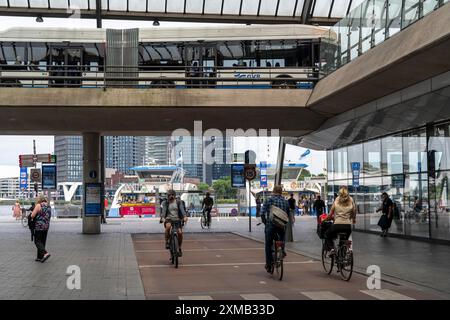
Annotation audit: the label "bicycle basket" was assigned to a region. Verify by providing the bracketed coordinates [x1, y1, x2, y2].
[318, 221, 333, 239]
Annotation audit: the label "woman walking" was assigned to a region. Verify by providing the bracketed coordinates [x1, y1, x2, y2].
[12, 201, 22, 220]
[31, 195, 52, 262]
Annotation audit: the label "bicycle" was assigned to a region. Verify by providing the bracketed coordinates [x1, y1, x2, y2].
[200, 208, 211, 230]
[321, 232, 353, 281]
[168, 220, 184, 268]
[257, 222, 284, 281]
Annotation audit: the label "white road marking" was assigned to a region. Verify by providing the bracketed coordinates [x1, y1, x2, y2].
[136, 247, 263, 253]
[360, 289, 415, 300]
[301, 291, 347, 300]
[241, 293, 279, 300]
[216, 255, 222, 258]
[259, 281, 267, 285]
[179, 295, 213, 300]
[139, 261, 317, 268]
[134, 239, 245, 243]
[235, 217, 239, 222]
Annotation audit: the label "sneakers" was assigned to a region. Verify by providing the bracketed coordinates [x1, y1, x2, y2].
[178, 249, 182, 257]
[165, 241, 170, 249]
[282, 251, 287, 258]
[35, 258, 41, 262]
[41, 253, 51, 263]
[265, 264, 272, 273]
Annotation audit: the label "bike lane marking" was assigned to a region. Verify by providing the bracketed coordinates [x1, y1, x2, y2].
[300, 291, 347, 300]
[360, 289, 415, 300]
[138, 260, 318, 268]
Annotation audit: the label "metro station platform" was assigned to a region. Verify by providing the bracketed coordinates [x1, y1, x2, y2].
[0, 216, 448, 300]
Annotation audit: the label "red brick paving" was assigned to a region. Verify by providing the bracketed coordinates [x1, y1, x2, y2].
[132, 232, 443, 300]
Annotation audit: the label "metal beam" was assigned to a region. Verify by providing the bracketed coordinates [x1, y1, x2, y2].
[0, 7, 341, 25]
[301, 0, 314, 24]
[96, 0, 102, 28]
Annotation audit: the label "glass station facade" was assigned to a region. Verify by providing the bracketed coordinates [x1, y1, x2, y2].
[327, 122, 450, 242]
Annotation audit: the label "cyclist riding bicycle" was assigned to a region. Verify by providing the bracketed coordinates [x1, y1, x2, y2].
[261, 185, 290, 274]
[202, 192, 214, 227]
[323, 186, 356, 256]
[160, 189, 187, 257]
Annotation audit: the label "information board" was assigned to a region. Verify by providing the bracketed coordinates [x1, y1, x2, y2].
[41, 165, 57, 190]
[19, 167, 28, 190]
[231, 164, 245, 188]
[84, 183, 102, 216]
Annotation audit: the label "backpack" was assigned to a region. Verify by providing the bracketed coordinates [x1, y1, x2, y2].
[165, 200, 184, 219]
[393, 203, 400, 220]
[269, 205, 289, 229]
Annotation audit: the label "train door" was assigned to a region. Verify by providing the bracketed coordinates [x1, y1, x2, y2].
[49, 46, 83, 87]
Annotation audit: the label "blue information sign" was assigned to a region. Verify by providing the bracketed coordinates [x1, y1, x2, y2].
[19, 167, 28, 190]
[84, 183, 102, 216]
[351, 162, 360, 188]
[231, 164, 246, 188]
[42, 165, 57, 190]
[260, 161, 268, 188]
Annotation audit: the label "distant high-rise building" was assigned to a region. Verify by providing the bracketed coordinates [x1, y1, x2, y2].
[171, 135, 203, 181]
[104, 136, 145, 175]
[54, 136, 83, 183]
[204, 136, 233, 185]
[144, 136, 170, 165]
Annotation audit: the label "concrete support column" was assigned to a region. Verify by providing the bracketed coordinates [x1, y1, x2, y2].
[274, 137, 293, 242]
[82, 133, 101, 234]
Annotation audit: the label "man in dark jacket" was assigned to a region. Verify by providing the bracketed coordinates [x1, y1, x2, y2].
[313, 195, 326, 225]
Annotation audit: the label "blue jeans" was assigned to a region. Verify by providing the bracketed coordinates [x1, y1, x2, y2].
[264, 223, 285, 267]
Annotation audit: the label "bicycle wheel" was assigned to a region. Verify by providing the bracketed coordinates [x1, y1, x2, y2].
[21, 216, 28, 228]
[274, 244, 284, 281]
[339, 245, 353, 281]
[321, 241, 334, 274]
[200, 214, 206, 229]
[172, 234, 179, 269]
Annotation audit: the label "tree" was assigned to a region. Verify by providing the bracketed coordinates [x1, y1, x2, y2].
[212, 176, 236, 200]
[197, 182, 210, 192]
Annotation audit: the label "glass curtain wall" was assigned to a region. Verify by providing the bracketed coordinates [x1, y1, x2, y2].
[326, 122, 450, 241]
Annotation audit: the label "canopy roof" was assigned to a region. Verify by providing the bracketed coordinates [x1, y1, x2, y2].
[0, 0, 366, 26]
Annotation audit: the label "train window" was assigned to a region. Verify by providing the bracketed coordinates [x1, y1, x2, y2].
[1, 42, 26, 63]
[27, 43, 48, 64]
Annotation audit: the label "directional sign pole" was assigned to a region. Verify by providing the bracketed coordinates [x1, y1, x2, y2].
[248, 180, 252, 233]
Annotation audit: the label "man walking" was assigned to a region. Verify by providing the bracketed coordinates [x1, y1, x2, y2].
[288, 194, 296, 218]
[313, 195, 326, 225]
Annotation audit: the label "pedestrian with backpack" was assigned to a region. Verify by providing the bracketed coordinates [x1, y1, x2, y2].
[261, 185, 290, 274]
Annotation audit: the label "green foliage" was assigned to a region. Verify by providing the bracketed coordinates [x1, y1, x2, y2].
[197, 182, 210, 192]
[212, 176, 236, 200]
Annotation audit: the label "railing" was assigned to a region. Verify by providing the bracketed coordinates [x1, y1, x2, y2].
[320, 0, 449, 75]
[0, 64, 322, 89]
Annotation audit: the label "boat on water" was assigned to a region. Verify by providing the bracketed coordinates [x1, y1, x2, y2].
[108, 164, 201, 218]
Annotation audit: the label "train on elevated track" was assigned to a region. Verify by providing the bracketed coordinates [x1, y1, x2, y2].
[0, 24, 330, 88]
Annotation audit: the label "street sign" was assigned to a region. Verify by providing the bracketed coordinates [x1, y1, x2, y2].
[231, 164, 245, 188]
[351, 162, 360, 188]
[19, 153, 53, 167]
[42, 165, 57, 190]
[85, 183, 102, 216]
[260, 161, 268, 188]
[30, 168, 41, 183]
[244, 164, 257, 181]
[19, 167, 28, 190]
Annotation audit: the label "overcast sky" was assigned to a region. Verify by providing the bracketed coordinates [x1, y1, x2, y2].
[0, 16, 325, 178]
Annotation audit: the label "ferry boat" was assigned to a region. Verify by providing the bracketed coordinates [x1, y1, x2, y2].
[108, 164, 200, 218]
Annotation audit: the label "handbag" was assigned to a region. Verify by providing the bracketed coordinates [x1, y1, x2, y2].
[269, 205, 289, 229]
[377, 214, 389, 229]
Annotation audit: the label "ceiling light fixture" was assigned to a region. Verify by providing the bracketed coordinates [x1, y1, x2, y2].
[153, 19, 160, 27]
[36, 15, 44, 23]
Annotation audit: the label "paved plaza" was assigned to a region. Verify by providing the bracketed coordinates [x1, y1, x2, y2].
[0, 216, 449, 300]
